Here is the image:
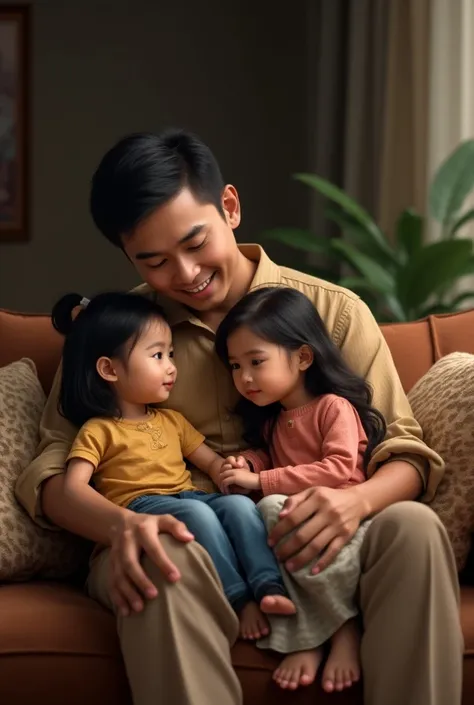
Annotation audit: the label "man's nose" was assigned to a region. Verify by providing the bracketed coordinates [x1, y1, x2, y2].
[175, 257, 199, 285]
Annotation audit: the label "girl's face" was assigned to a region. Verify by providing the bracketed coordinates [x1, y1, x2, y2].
[226, 326, 312, 410]
[99, 318, 177, 410]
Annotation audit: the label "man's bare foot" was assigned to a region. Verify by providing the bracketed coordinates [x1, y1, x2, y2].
[239, 601, 270, 640]
[260, 594, 296, 615]
[273, 648, 323, 690]
[322, 619, 361, 693]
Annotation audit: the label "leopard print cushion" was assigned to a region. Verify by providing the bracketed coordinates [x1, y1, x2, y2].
[0, 359, 87, 581]
[408, 352, 474, 571]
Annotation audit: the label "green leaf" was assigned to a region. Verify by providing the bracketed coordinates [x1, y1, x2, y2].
[261, 228, 335, 257]
[293, 173, 389, 251]
[449, 291, 474, 308]
[330, 240, 396, 294]
[384, 296, 408, 323]
[325, 204, 399, 266]
[338, 277, 406, 322]
[396, 239, 474, 312]
[450, 208, 474, 237]
[417, 303, 455, 318]
[429, 139, 474, 225]
[396, 209, 423, 257]
[452, 253, 474, 278]
[304, 266, 339, 282]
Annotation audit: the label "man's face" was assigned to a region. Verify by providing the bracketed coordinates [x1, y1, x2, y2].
[122, 186, 241, 311]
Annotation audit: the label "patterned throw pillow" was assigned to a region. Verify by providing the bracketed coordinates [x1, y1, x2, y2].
[0, 358, 88, 581]
[408, 352, 474, 572]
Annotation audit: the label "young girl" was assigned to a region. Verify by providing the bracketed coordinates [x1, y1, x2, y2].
[215, 286, 386, 694]
[52, 291, 296, 636]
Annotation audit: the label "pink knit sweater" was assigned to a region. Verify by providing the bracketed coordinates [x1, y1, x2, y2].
[242, 394, 368, 496]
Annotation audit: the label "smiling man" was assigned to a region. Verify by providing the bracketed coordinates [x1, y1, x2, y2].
[17, 130, 462, 705]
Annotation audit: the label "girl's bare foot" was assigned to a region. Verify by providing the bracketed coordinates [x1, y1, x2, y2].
[322, 619, 361, 693]
[260, 594, 296, 615]
[239, 601, 270, 640]
[273, 648, 323, 690]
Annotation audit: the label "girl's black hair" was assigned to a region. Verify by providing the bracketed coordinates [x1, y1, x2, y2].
[215, 286, 386, 468]
[52, 291, 167, 428]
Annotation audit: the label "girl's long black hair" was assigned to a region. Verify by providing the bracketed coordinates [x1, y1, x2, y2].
[52, 291, 167, 428]
[215, 286, 386, 468]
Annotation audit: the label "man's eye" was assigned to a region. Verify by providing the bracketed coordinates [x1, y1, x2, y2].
[153, 352, 163, 360]
[149, 260, 166, 269]
[188, 237, 207, 252]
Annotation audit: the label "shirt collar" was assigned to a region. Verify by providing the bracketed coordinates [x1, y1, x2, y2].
[144, 244, 282, 328]
[243, 243, 282, 292]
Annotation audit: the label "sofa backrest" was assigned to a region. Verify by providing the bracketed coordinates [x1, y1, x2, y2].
[0, 310, 63, 392]
[1, 307, 474, 394]
[381, 308, 474, 391]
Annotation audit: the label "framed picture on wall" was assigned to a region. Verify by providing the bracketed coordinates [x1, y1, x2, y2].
[0, 6, 29, 242]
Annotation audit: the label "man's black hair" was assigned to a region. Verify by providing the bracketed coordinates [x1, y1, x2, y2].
[90, 129, 225, 248]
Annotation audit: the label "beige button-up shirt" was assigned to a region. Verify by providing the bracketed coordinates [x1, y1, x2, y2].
[16, 245, 444, 526]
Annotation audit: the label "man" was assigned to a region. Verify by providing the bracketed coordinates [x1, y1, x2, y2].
[17, 130, 462, 705]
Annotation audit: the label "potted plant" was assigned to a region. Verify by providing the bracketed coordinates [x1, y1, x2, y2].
[263, 140, 474, 322]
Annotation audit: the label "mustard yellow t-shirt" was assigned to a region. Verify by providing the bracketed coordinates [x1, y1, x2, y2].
[66, 409, 205, 508]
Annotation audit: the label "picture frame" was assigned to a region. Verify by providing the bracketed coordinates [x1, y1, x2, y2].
[0, 5, 29, 242]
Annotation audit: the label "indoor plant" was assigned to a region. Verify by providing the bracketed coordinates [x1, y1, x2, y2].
[264, 140, 474, 322]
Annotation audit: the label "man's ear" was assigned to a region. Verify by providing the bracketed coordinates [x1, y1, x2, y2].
[96, 357, 118, 382]
[222, 184, 241, 229]
[298, 345, 313, 371]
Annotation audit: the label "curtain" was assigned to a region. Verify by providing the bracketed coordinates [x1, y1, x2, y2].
[307, 0, 431, 243]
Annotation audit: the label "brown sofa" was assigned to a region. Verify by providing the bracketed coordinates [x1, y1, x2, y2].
[0, 306, 473, 705]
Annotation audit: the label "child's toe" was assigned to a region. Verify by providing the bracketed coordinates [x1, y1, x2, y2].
[335, 668, 345, 691]
[288, 669, 301, 690]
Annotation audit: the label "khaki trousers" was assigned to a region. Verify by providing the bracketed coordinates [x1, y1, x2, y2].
[87, 501, 463, 705]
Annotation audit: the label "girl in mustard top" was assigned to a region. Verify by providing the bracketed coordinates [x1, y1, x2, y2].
[52, 291, 296, 638]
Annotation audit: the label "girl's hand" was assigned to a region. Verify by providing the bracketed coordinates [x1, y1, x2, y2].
[219, 466, 261, 493]
[218, 455, 253, 494]
[224, 455, 252, 472]
[108, 511, 194, 617]
[268, 486, 367, 573]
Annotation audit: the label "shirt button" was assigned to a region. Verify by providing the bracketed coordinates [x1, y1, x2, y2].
[223, 414, 231, 422]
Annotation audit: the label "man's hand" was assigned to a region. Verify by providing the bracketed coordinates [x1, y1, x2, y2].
[268, 486, 366, 573]
[220, 456, 261, 494]
[108, 511, 194, 617]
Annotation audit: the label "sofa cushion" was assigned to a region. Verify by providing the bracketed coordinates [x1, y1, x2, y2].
[0, 358, 88, 581]
[0, 582, 131, 705]
[408, 352, 474, 572]
[2, 581, 473, 705]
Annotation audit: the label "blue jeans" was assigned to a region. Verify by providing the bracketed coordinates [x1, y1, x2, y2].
[128, 491, 286, 611]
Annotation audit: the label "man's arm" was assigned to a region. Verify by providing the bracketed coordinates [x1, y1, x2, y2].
[43, 473, 132, 544]
[353, 459, 422, 518]
[337, 298, 444, 503]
